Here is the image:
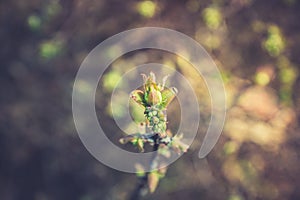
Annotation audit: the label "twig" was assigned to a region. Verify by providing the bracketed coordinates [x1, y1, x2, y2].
[129, 133, 160, 200]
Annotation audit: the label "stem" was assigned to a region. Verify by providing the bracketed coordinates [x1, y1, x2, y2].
[129, 106, 168, 200]
[129, 175, 147, 200]
[128, 133, 160, 200]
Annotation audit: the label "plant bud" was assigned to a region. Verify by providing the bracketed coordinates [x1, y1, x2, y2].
[147, 89, 162, 105]
[152, 116, 160, 124]
[152, 110, 158, 116]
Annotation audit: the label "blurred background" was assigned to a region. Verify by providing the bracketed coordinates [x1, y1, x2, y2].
[1, 0, 300, 199]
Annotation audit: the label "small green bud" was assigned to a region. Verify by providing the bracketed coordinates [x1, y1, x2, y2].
[152, 116, 160, 124]
[152, 110, 158, 116]
[157, 111, 165, 120]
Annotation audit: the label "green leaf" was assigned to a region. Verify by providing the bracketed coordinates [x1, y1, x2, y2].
[137, 138, 144, 152]
[161, 87, 178, 108]
[130, 90, 146, 107]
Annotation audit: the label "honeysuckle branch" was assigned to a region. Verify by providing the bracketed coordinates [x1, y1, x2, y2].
[120, 72, 188, 199]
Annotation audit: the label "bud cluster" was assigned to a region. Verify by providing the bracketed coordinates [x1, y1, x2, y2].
[144, 106, 167, 133]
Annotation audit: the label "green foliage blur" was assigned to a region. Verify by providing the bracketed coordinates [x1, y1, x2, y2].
[1, 0, 300, 200]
